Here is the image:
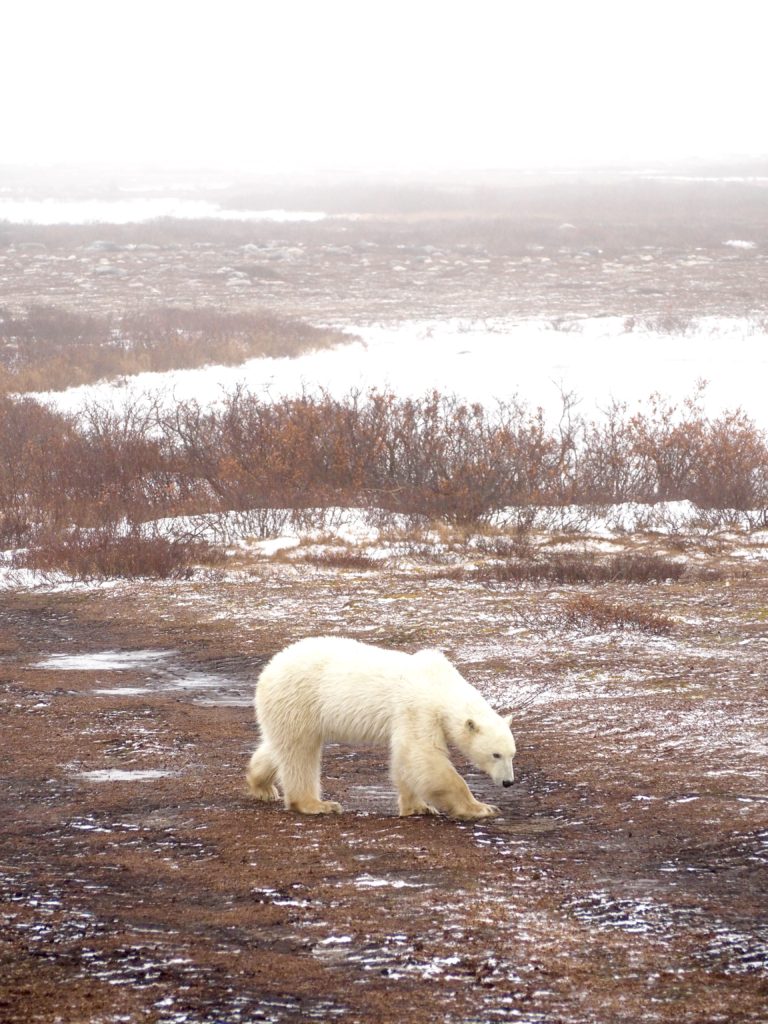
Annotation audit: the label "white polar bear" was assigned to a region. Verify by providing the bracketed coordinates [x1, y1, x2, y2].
[246, 636, 516, 819]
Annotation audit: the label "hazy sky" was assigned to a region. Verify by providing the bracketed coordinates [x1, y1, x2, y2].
[3, 0, 765, 172]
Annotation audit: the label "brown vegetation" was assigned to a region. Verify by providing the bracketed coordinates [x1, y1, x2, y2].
[16, 526, 223, 581]
[300, 550, 381, 570]
[0, 306, 348, 392]
[561, 593, 675, 635]
[1, 385, 766, 576]
[449, 551, 686, 586]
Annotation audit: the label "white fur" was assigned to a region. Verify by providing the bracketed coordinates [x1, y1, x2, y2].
[246, 636, 516, 818]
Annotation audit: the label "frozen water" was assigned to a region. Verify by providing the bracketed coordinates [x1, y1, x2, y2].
[34, 650, 170, 671]
[76, 769, 175, 782]
[0, 197, 326, 225]
[32, 315, 768, 430]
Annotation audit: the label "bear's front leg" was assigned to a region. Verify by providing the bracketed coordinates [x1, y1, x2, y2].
[421, 757, 501, 820]
[396, 783, 440, 818]
[392, 741, 501, 820]
[391, 744, 439, 816]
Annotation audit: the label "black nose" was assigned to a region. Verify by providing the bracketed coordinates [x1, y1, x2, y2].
[503, 779, 513, 788]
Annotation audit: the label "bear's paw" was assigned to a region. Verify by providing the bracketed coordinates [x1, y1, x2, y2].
[455, 802, 501, 820]
[289, 798, 343, 815]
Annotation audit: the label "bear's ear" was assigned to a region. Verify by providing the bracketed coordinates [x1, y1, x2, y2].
[466, 718, 479, 733]
[503, 712, 514, 729]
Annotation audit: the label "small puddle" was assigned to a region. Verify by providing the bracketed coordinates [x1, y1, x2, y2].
[343, 782, 397, 815]
[33, 649, 252, 706]
[92, 686, 153, 696]
[251, 886, 311, 909]
[76, 769, 175, 782]
[34, 650, 169, 671]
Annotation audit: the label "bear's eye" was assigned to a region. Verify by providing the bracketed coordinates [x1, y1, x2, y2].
[492, 753, 501, 759]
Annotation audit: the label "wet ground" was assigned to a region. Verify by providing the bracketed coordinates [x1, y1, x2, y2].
[2, 535, 767, 1023]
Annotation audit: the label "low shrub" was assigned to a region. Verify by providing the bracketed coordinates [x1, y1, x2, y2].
[602, 552, 686, 583]
[1, 382, 767, 560]
[561, 594, 674, 635]
[0, 305, 349, 392]
[466, 551, 685, 585]
[301, 551, 381, 570]
[16, 528, 223, 581]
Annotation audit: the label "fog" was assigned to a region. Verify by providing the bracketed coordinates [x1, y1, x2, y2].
[4, 0, 766, 173]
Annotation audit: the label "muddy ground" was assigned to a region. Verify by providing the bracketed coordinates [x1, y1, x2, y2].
[1, 531, 767, 1024]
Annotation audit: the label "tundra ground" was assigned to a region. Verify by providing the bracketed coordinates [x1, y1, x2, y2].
[1, 528, 767, 1023]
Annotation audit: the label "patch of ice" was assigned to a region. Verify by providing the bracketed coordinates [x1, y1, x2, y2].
[0, 197, 327, 225]
[34, 650, 170, 671]
[92, 687, 153, 696]
[354, 874, 426, 889]
[76, 769, 174, 782]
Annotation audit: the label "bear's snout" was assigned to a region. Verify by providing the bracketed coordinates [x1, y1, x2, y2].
[502, 779, 513, 788]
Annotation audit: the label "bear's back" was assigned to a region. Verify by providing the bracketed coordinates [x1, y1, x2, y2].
[256, 637, 441, 746]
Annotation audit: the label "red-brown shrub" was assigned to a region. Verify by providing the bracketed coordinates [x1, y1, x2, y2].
[562, 594, 674, 635]
[1, 383, 767, 569]
[17, 526, 222, 581]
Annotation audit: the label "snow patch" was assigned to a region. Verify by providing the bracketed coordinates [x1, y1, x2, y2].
[0, 197, 327, 225]
[29, 315, 768, 430]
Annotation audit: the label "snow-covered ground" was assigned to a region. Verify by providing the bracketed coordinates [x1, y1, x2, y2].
[4, 500, 766, 594]
[31, 315, 768, 429]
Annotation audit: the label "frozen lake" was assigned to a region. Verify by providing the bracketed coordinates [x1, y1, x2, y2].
[33, 315, 768, 430]
[0, 196, 326, 225]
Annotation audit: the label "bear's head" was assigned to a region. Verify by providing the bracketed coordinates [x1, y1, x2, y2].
[462, 713, 516, 787]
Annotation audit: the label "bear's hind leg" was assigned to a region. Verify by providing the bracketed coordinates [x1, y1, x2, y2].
[246, 742, 280, 802]
[279, 740, 342, 815]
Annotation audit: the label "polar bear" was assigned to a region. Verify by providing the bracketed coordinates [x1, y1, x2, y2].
[246, 636, 516, 819]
